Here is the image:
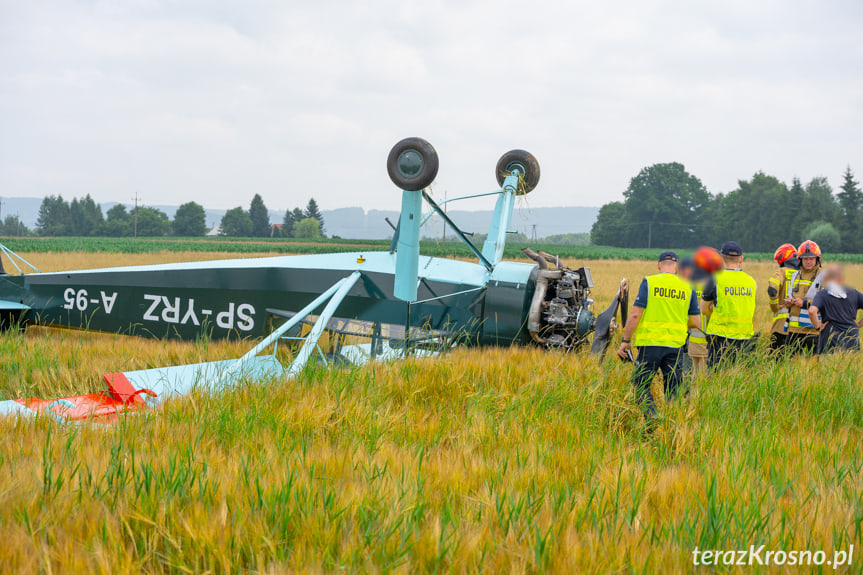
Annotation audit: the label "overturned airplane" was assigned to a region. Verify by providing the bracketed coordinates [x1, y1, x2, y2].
[0, 138, 628, 423]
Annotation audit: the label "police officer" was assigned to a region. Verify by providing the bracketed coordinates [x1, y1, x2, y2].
[701, 241, 757, 367]
[781, 240, 824, 354]
[767, 243, 800, 351]
[678, 257, 709, 376]
[617, 251, 701, 420]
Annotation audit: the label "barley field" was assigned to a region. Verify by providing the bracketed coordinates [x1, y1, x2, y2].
[2, 251, 863, 573]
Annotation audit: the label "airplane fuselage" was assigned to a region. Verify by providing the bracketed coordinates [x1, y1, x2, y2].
[0, 251, 538, 346]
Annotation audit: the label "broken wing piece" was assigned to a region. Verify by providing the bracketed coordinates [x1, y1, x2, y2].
[589, 278, 629, 357]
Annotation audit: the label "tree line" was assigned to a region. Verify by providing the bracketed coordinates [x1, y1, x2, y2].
[27, 194, 327, 238]
[591, 164, 862, 253]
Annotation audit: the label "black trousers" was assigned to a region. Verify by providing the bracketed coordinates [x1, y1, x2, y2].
[787, 332, 819, 355]
[631, 346, 685, 418]
[707, 335, 754, 368]
[770, 332, 787, 351]
[818, 328, 861, 354]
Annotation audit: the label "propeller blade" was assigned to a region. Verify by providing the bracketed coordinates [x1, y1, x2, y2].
[590, 279, 629, 357]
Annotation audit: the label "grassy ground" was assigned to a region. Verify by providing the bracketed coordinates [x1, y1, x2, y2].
[1, 251, 863, 573]
[8, 235, 863, 262]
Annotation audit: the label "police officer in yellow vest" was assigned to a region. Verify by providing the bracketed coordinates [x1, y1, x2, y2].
[678, 257, 709, 376]
[701, 241, 757, 367]
[767, 243, 800, 351]
[617, 251, 701, 419]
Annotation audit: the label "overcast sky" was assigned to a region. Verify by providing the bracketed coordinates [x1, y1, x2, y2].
[1, 0, 861, 213]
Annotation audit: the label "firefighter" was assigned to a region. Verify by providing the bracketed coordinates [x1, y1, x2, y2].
[678, 256, 709, 376]
[701, 241, 758, 367]
[767, 243, 800, 351]
[617, 251, 701, 420]
[782, 240, 824, 354]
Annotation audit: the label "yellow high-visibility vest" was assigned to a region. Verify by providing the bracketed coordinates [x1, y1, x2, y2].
[706, 269, 757, 340]
[689, 283, 708, 344]
[634, 273, 692, 348]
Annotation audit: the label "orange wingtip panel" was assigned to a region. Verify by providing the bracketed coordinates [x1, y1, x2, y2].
[104, 372, 138, 402]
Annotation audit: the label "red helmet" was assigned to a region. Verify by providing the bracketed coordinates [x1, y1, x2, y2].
[798, 240, 822, 259]
[773, 243, 797, 266]
[693, 246, 723, 273]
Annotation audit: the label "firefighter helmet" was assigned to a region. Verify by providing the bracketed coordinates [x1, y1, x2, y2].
[693, 246, 723, 273]
[798, 240, 822, 260]
[773, 243, 798, 266]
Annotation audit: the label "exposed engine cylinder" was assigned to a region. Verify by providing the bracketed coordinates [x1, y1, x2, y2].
[523, 248, 596, 350]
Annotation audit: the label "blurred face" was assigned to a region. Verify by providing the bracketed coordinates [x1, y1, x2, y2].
[802, 256, 817, 270]
[679, 266, 693, 280]
[658, 261, 678, 273]
[825, 265, 845, 285]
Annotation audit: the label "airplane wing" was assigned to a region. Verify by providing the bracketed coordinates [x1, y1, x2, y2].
[0, 301, 29, 310]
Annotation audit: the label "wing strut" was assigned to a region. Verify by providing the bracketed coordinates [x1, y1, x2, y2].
[229, 271, 361, 378]
[0, 271, 363, 424]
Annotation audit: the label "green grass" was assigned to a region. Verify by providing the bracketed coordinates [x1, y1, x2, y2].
[6, 236, 863, 262]
[1, 342, 862, 573]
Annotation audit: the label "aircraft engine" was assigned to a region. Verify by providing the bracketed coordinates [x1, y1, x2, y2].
[523, 248, 596, 350]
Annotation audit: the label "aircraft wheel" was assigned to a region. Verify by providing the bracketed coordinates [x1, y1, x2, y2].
[496, 149, 540, 194]
[387, 137, 439, 191]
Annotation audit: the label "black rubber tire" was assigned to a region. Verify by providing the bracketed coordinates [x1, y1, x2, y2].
[387, 137, 439, 191]
[495, 149, 540, 194]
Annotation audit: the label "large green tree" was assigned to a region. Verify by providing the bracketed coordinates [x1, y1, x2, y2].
[802, 176, 839, 230]
[803, 221, 842, 253]
[220, 207, 253, 237]
[135, 207, 170, 237]
[837, 167, 862, 252]
[173, 202, 207, 237]
[36, 195, 73, 236]
[100, 205, 132, 237]
[0, 215, 29, 237]
[69, 195, 104, 236]
[590, 202, 625, 247]
[619, 163, 710, 248]
[713, 173, 790, 252]
[249, 194, 271, 238]
[304, 198, 325, 236]
[293, 217, 322, 239]
[282, 209, 297, 237]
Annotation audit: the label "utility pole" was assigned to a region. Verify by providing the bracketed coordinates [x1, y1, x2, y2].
[531, 224, 537, 242]
[647, 222, 652, 249]
[132, 192, 141, 238]
[16, 212, 20, 236]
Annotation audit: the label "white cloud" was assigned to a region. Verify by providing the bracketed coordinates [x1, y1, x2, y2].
[0, 0, 861, 214]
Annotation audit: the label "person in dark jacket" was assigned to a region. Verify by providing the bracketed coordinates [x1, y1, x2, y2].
[809, 265, 863, 353]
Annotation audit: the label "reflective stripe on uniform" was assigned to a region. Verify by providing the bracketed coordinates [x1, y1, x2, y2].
[786, 269, 824, 330]
[789, 312, 816, 329]
[771, 267, 796, 324]
[689, 328, 707, 344]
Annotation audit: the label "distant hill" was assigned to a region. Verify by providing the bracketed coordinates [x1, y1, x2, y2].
[1, 197, 599, 240]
